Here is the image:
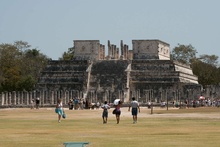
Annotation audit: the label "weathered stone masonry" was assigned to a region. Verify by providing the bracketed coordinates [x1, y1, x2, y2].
[35, 39, 201, 104]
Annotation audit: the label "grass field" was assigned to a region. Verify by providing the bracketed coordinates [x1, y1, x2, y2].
[0, 107, 220, 147]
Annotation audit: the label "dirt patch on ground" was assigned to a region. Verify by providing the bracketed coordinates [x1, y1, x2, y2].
[1, 107, 219, 120]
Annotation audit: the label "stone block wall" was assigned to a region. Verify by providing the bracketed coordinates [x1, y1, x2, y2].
[36, 60, 89, 91]
[74, 40, 100, 60]
[132, 40, 170, 60]
[90, 60, 128, 90]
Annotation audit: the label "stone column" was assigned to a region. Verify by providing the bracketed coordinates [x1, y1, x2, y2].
[21, 91, 24, 104]
[95, 90, 97, 102]
[64, 91, 67, 104]
[118, 90, 121, 100]
[66, 90, 69, 103]
[104, 90, 107, 101]
[8, 92, 12, 106]
[33, 91, 36, 100]
[60, 90, 64, 104]
[63, 91, 67, 105]
[40, 91, 43, 106]
[70, 90, 73, 99]
[54, 91, 58, 103]
[12, 91, 16, 105]
[76, 90, 79, 99]
[45, 90, 48, 104]
[58, 91, 60, 99]
[5, 92, 8, 106]
[51, 91, 54, 104]
[17, 92, 20, 105]
[79, 91, 82, 99]
[29, 91, 32, 104]
[26, 91, 29, 105]
[1, 92, 4, 106]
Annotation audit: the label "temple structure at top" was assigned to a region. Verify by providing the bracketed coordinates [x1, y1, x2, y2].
[73, 39, 170, 61]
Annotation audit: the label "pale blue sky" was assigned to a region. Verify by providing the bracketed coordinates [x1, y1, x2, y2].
[0, 0, 220, 60]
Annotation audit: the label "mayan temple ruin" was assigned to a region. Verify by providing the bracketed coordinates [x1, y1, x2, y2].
[34, 39, 203, 105]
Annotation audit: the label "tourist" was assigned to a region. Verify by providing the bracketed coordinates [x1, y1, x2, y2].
[128, 97, 140, 124]
[68, 99, 73, 110]
[55, 98, 64, 123]
[113, 99, 122, 124]
[79, 98, 84, 110]
[147, 101, 151, 109]
[101, 101, 110, 124]
[160, 101, 166, 108]
[96, 101, 100, 109]
[30, 99, 34, 109]
[36, 97, 40, 109]
[74, 97, 79, 110]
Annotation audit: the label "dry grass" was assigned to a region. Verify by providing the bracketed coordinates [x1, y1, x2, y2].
[0, 107, 220, 147]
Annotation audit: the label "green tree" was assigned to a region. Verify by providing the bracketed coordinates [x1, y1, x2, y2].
[171, 44, 197, 64]
[171, 44, 220, 86]
[0, 44, 22, 91]
[0, 41, 49, 92]
[191, 59, 219, 86]
[21, 48, 49, 81]
[17, 75, 36, 91]
[14, 40, 31, 52]
[59, 47, 74, 60]
[198, 54, 218, 66]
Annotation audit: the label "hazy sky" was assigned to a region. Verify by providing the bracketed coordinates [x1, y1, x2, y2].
[1, 0, 220, 60]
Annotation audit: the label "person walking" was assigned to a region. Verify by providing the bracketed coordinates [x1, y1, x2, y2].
[55, 98, 64, 123]
[101, 101, 110, 124]
[30, 99, 34, 109]
[68, 99, 74, 110]
[128, 97, 140, 124]
[36, 97, 40, 109]
[114, 100, 122, 124]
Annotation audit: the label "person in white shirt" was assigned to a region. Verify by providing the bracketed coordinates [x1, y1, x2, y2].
[128, 97, 140, 124]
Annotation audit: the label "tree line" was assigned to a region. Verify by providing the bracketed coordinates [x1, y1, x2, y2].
[171, 44, 220, 86]
[0, 41, 219, 92]
[0, 41, 50, 92]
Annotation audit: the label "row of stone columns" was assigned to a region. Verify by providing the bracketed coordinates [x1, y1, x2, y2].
[1, 91, 36, 106]
[0, 90, 81, 107]
[1, 87, 216, 107]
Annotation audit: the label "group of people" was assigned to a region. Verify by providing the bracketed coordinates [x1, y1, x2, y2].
[68, 98, 84, 110]
[101, 97, 140, 124]
[55, 97, 140, 124]
[30, 97, 40, 109]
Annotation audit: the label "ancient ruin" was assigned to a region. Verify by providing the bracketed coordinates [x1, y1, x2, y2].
[36, 39, 201, 104]
[3, 39, 220, 108]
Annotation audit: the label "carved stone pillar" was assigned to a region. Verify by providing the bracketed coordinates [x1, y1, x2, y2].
[29, 91, 32, 104]
[61, 90, 66, 104]
[46, 90, 49, 104]
[12, 91, 16, 105]
[26, 91, 29, 105]
[8, 92, 12, 106]
[65, 90, 70, 103]
[17, 92, 20, 105]
[40, 91, 43, 106]
[1, 92, 5, 106]
[51, 91, 54, 104]
[33, 91, 36, 100]
[5, 92, 8, 105]
[21, 91, 24, 104]
[54, 91, 58, 103]
[70, 90, 73, 99]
